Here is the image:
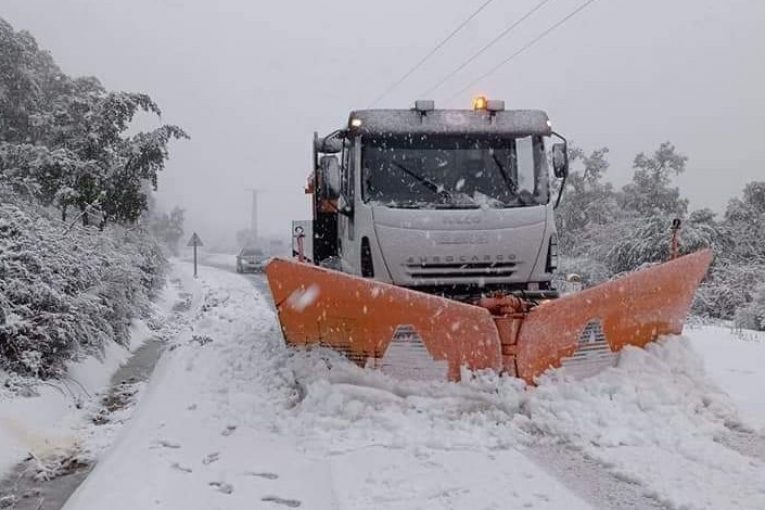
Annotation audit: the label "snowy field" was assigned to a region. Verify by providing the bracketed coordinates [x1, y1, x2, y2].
[3, 260, 765, 509]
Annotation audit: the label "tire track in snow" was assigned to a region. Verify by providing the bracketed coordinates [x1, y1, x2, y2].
[524, 443, 668, 510]
[717, 429, 765, 462]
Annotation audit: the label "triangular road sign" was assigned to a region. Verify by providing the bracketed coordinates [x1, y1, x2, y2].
[187, 232, 204, 247]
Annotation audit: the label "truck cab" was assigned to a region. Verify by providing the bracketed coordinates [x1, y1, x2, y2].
[309, 98, 569, 300]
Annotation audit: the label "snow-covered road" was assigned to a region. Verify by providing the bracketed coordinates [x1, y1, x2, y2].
[59, 261, 765, 510]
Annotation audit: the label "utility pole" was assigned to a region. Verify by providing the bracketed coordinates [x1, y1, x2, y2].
[243, 187, 294, 249]
[246, 188, 260, 245]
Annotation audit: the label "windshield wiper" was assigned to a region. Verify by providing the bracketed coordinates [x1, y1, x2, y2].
[491, 153, 517, 196]
[490, 153, 537, 206]
[390, 161, 452, 202]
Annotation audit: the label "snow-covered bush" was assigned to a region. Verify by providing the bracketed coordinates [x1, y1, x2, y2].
[0, 195, 166, 378]
[692, 186, 765, 321]
[734, 284, 765, 331]
[604, 214, 723, 275]
[692, 262, 765, 320]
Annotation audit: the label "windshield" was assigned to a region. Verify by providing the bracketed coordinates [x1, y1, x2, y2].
[241, 248, 264, 257]
[362, 134, 549, 208]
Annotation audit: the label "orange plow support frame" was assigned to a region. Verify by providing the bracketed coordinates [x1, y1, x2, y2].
[265, 249, 713, 384]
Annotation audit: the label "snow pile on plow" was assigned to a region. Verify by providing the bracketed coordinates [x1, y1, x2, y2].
[524, 339, 764, 509]
[287, 335, 765, 509]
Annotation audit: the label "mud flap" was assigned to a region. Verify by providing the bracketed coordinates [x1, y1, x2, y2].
[513, 249, 714, 383]
[265, 259, 503, 381]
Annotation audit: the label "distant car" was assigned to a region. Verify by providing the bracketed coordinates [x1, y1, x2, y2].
[236, 247, 267, 273]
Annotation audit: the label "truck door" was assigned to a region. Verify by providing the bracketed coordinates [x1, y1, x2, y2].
[338, 138, 359, 274]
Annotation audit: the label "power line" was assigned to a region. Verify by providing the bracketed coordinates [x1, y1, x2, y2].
[368, 0, 496, 107]
[420, 0, 555, 98]
[447, 0, 600, 102]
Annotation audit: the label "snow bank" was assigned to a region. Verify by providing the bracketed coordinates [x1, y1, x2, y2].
[286, 332, 765, 510]
[523, 338, 765, 509]
[0, 264, 190, 479]
[688, 324, 765, 429]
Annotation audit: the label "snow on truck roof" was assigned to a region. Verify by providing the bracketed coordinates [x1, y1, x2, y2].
[346, 109, 552, 137]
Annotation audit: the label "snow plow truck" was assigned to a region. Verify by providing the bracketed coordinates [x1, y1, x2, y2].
[265, 98, 713, 384]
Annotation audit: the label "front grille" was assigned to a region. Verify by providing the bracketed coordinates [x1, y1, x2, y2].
[405, 261, 516, 279]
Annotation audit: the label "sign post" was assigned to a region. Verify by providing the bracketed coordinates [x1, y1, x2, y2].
[187, 232, 204, 278]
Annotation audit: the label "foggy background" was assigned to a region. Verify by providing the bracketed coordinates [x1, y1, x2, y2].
[2, 0, 763, 251]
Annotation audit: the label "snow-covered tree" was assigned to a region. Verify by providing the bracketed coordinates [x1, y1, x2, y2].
[620, 142, 688, 217]
[0, 18, 188, 226]
[735, 284, 765, 331]
[150, 206, 186, 255]
[722, 181, 765, 263]
[695, 262, 765, 320]
[691, 183, 765, 320]
[557, 142, 729, 289]
[556, 146, 621, 251]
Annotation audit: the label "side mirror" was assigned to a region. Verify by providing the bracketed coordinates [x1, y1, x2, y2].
[317, 155, 341, 200]
[552, 143, 568, 179]
[315, 131, 346, 154]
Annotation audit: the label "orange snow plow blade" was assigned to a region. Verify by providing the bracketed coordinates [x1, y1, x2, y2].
[511, 249, 714, 382]
[265, 249, 713, 384]
[265, 258, 503, 381]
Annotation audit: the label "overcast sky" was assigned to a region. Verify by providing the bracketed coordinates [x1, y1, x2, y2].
[3, 0, 764, 249]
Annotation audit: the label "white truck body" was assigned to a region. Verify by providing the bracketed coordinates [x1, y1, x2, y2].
[310, 102, 565, 298]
